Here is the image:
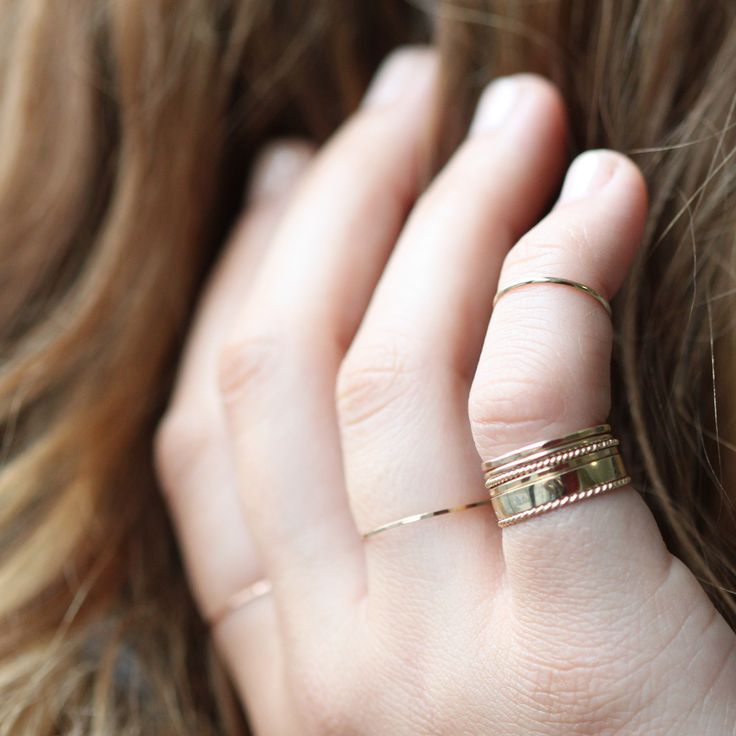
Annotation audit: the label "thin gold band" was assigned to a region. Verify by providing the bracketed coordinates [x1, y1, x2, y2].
[490, 454, 629, 517]
[361, 498, 492, 538]
[482, 423, 611, 472]
[209, 579, 273, 629]
[492, 276, 612, 318]
[208, 497, 494, 627]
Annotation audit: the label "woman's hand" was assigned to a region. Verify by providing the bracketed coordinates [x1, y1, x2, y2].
[154, 47, 736, 735]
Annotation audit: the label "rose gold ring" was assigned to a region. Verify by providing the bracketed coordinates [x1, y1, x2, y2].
[208, 579, 273, 629]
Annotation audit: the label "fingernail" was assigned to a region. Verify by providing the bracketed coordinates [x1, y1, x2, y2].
[247, 143, 310, 202]
[558, 150, 617, 203]
[363, 47, 433, 108]
[469, 76, 522, 135]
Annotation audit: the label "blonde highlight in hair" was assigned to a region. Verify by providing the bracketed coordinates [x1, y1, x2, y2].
[1, 0, 735, 732]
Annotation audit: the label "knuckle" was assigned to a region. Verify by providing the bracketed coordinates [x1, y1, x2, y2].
[469, 360, 568, 449]
[215, 330, 281, 405]
[336, 336, 418, 429]
[504, 233, 584, 275]
[503, 232, 612, 302]
[153, 408, 212, 496]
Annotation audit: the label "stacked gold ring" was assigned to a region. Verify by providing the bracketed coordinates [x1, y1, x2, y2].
[482, 424, 631, 527]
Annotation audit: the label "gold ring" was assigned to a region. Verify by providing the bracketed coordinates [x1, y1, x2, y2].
[361, 498, 492, 538]
[208, 579, 273, 628]
[488, 445, 622, 496]
[482, 424, 630, 526]
[496, 477, 631, 527]
[484, 437, 619, 489]
[209, 497, 495, 625]
[492, 276, 612, 318]
[491, 452, 628, 511]
[482, 423, 612, 473]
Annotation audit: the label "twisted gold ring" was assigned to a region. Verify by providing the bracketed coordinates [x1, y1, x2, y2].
[483, 424, 630, 527]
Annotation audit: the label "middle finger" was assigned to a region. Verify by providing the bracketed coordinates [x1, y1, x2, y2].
[337, 75, 568, 608]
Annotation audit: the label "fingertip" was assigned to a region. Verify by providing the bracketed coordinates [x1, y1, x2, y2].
[598, 150, 650, 252]
[554, 149, 649, 260]
[559, 149, 648, 211]
[469, 73, 568, 141]
[511, 73, 569, 137]
[362, 44, 438, 109]
[246, 139, 316, 204]
[612, 151, 649, 226]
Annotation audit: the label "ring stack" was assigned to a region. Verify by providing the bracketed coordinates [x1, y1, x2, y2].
[482, 424, 631, 527]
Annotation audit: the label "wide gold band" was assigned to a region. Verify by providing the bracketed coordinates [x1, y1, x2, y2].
[483, 424, 630, 527]
[488, 445, 623, 497]
[491, 453, 628, 516]
[496, 477, 631, 527]
[492, 276, 612, 319]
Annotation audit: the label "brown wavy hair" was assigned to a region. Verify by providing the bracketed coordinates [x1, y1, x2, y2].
[1, 0, 735, 732]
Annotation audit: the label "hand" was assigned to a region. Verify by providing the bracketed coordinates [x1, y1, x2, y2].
[154, 47, 736, 735]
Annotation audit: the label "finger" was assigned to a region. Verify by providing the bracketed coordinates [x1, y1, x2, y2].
[336, 75, 568, 606]
[172, 142, 316, 411]
[154, 141, 314, 717]
[217, 48, 439, 637]
[468, 150, 671, 611]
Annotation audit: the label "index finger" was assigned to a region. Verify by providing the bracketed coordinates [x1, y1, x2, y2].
[468, 150, 671, 609]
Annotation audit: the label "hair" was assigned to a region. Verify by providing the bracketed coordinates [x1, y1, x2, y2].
[1, 0, 735, 732]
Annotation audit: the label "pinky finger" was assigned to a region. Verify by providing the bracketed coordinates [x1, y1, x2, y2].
[154, 141, 314, 730]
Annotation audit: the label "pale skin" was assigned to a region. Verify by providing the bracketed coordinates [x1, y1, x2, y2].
[154, 47, 736, 734]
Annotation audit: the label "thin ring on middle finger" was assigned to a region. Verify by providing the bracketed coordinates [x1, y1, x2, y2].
[336, 75, 570, 599]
